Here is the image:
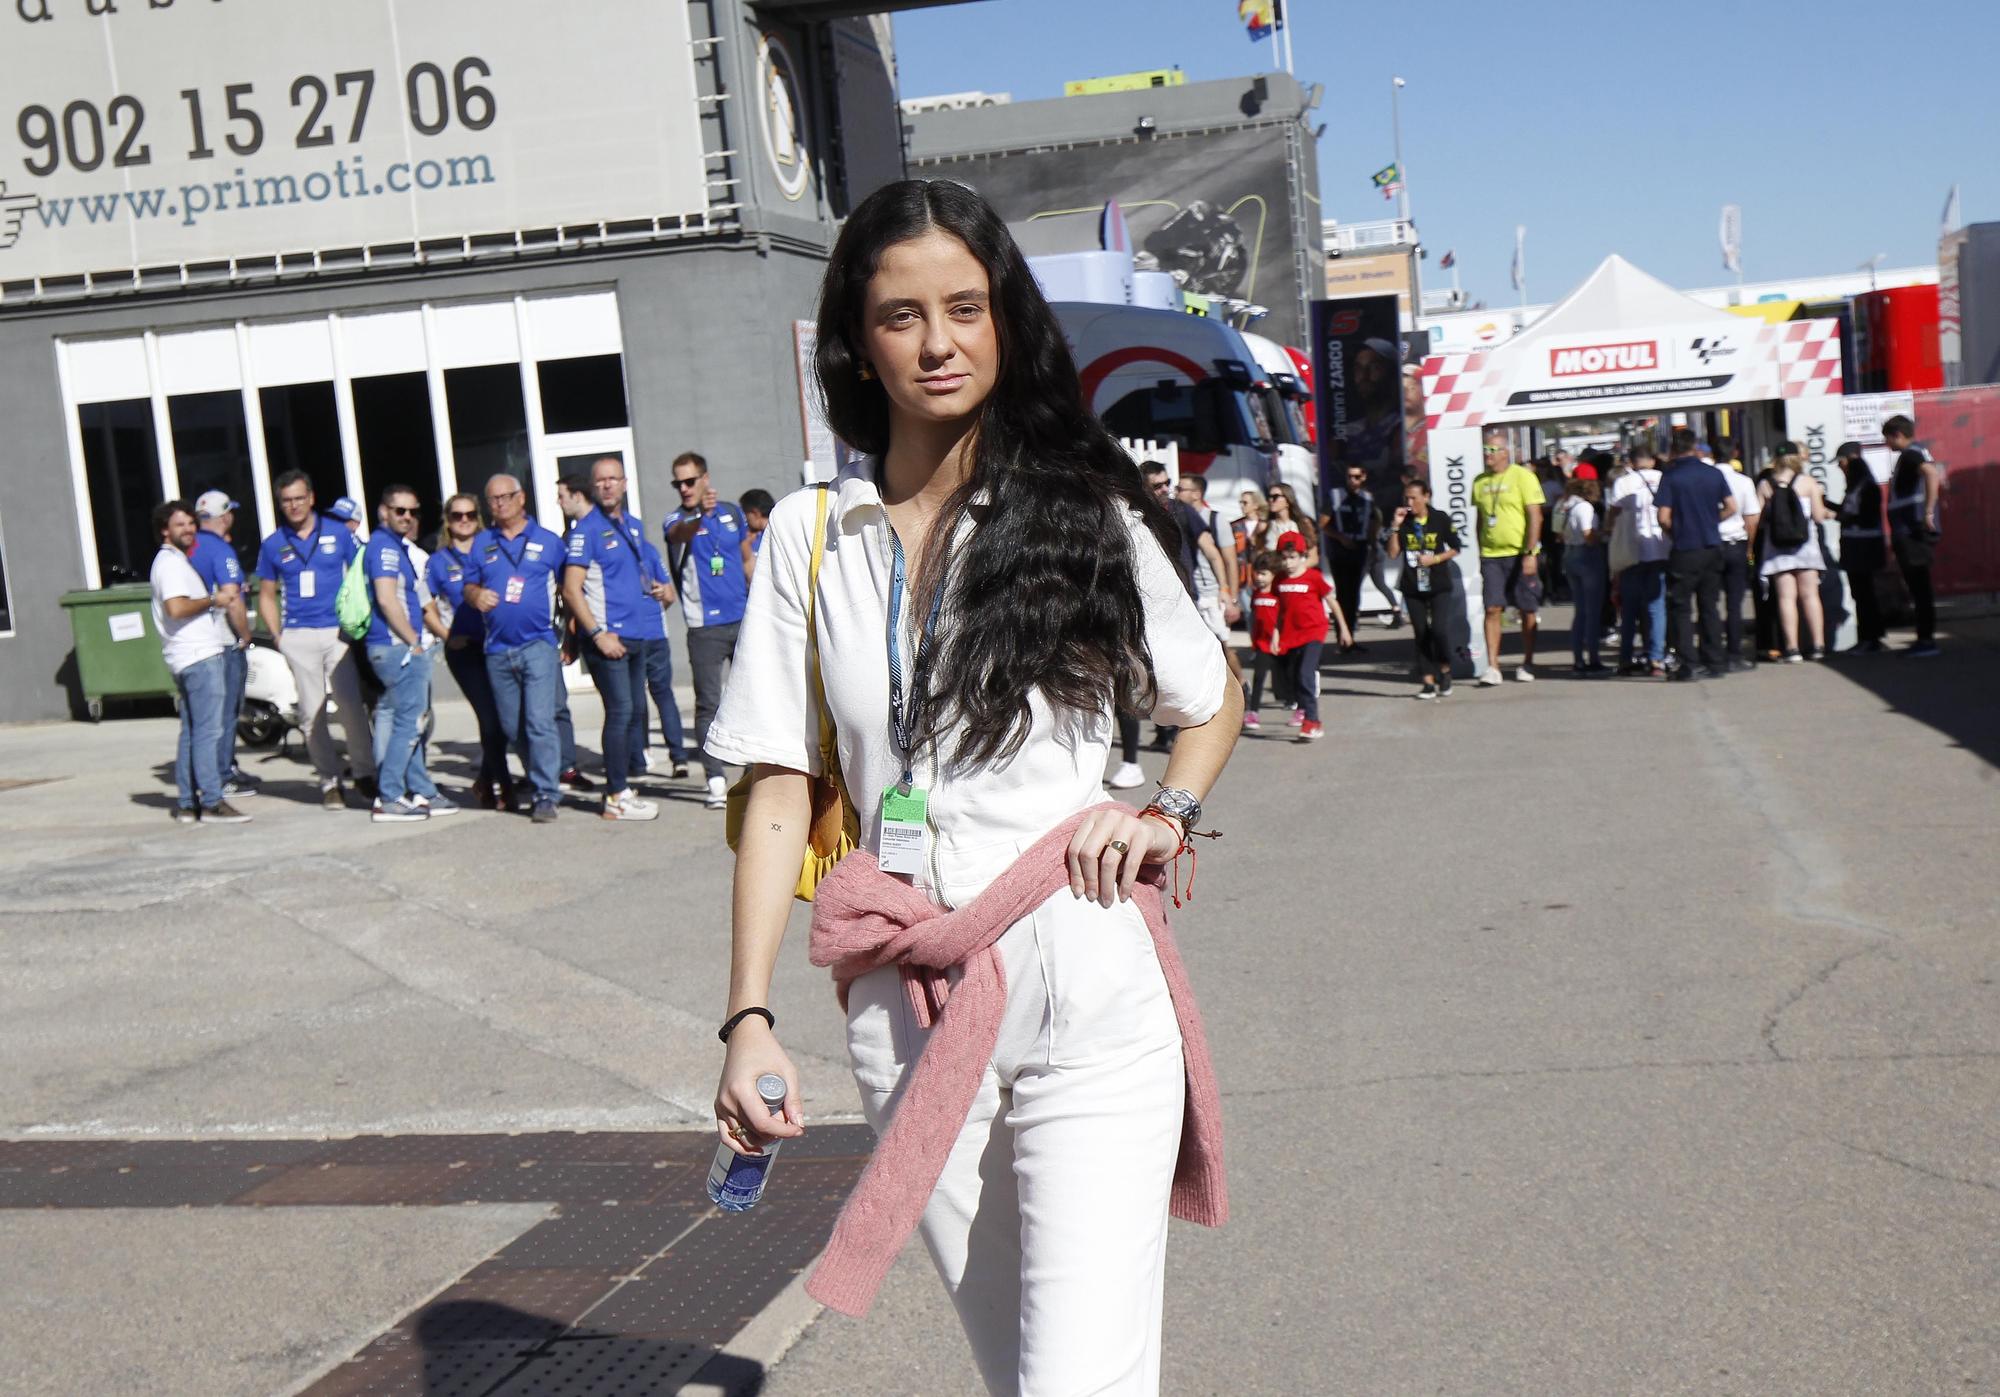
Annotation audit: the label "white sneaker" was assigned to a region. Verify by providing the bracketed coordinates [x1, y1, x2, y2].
[602, 789, 660, 822]
[1478, 668, 1503, 686]
[1515, 666, 1536, 683]
[704, 775, 729, 810]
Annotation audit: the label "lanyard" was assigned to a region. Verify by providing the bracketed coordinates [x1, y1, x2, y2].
[494, 527, 531, 572]
[291, 516, 326, 564]
[885, 525, 946, 788]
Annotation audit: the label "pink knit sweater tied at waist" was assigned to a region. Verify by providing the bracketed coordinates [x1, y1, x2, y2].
[801, 802, 1228, 1318]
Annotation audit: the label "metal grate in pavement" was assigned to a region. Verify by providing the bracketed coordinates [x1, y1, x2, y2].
[0, 1126, 880, 1396]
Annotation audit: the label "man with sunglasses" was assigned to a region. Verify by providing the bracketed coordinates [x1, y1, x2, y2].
[1471, 428, 1545, 684]
[663, 451, 753, 811]
[363, 486, 453, 822]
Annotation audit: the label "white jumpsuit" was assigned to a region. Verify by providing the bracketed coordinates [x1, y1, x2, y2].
[705, 468, 1228, 1395]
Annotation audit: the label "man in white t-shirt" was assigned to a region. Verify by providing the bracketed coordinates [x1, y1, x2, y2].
[1605, 443, 1671, 675]
[149, 500, 252, 825]
[1716, 462, 1762, 670]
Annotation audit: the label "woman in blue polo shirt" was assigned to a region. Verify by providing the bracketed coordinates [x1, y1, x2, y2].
[429, 492, 513, 808]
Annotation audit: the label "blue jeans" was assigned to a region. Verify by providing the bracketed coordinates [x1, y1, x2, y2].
[172, 652, 229, 811]
[1565, 546, 1607, 667]
[583, 642, 647, 796]
[1619, 560, 1668, 665]
[366, 643, 439, 806]
[220, 644, 247, 780]
[487, 640, 561, 804]
[444, 639, 508, 787]
[633, 635, 689, 768]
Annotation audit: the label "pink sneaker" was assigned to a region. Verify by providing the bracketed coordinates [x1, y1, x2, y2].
[1242, 712, 1261, 730]
[1288, 707, 1305, 728]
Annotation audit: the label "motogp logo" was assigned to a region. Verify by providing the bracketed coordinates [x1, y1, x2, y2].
[1689, 335, 1738, 366]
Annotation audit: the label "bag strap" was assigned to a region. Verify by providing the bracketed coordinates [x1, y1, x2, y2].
[804, 484, 836, 771]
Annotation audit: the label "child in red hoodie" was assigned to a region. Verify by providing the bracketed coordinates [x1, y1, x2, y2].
[1243, 551, 1284, 730]
[1274, 541, 1352, 742]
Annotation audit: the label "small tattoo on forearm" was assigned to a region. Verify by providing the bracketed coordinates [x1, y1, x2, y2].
[769, 822, 784, 832]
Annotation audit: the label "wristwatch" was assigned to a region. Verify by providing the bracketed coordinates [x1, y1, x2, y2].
[1143, 786, 1202, 833]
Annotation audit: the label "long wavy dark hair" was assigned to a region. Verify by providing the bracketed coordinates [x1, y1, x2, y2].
[813, 179, 1181, 766]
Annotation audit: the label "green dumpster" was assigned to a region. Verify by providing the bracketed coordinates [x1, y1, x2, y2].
[58, 584, 176, 721]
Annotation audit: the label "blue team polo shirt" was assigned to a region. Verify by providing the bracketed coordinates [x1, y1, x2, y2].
[469, 521, 565, 653]
[563, 506, 666, 641]
[188, 530, 245, 593]
[1656, 457, 1732, 552]
[667, 501, 750, 630]
[426, 544, 484, 644]
[362, 527, 423, 649]
[254, 515, 356, 629]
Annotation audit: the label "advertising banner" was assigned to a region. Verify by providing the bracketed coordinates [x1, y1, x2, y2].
[0, 0, 707, 284]
[1309, 294, 1404, 514]
[936, 123, 1314, 345]
[1420, 423, 1486, 678]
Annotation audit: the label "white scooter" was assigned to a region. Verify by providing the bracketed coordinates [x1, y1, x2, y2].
[238, 633, 433, 752]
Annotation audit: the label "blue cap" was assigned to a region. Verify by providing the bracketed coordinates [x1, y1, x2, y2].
[327, 496, 362, 522]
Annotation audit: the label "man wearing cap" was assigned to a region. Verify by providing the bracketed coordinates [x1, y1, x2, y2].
[256, 471, 377, 808]
[151, 500, 251, 825]
[364, 484, 454, 822]
[562, 455, 672, 822]
[190, 489, 256, 797]
[464, 473, 567, 824]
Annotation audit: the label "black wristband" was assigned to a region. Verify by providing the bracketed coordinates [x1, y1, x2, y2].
[718, 1006, 775, 1043]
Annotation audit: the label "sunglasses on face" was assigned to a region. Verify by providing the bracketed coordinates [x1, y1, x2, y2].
[673, 478, 702, 489]
[447, 510, 478, 521]
[387, 505, 419, 516]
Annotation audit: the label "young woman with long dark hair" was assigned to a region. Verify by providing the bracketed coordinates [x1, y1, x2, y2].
[702, 179, 1239, 1393]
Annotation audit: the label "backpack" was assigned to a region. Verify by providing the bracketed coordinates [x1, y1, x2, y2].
[335, 549, 372, 641]
[1765, 474, 1810, 551]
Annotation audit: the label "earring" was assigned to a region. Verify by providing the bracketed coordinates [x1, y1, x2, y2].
[857, 362, 874, 381]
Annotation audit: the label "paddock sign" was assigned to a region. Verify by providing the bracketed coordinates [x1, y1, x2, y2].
[0, 0, 709, 283]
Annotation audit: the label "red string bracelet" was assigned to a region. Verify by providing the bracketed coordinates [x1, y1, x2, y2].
[1138, 809, 1221, 908]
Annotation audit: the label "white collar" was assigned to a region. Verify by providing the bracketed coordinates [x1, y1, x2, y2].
[833, 457, 992, 514]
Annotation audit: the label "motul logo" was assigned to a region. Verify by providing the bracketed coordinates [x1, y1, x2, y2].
[1549, 341, 1659, 376]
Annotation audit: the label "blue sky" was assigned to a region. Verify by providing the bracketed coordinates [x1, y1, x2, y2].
[893, 0, 1998, 306]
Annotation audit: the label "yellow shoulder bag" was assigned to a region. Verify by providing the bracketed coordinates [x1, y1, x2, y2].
[723, 483, 860, 901]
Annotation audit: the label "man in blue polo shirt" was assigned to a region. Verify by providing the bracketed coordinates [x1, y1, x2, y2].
[364, 484, 453, 822]
[255, 469, 377, 809]
[464, 472, 567, 824]
[1654, 425, 1738, 682]
[191, 489, 254, 797]
[562, 455, 676, 822]
[663, 450, 754, 810]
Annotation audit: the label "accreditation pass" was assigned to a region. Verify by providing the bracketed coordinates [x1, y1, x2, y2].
[877, 783, 929, 877]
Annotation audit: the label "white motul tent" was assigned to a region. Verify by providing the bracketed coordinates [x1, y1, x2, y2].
[1416, 254, 1847, 674]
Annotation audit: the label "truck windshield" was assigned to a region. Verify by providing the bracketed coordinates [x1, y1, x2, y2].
[1255, 386, 1297, 448]
[1100, 379, 1252, 454]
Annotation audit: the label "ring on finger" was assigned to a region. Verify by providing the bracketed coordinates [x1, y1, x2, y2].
[1108, 839, 1129, 854]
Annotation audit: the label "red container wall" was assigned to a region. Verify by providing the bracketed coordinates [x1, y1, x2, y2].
[1917, 383, 2000, 595]
[1853, 286, 1943, 393]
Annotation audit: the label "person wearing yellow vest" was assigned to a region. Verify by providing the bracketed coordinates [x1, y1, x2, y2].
[1471, 428, 1545, 684]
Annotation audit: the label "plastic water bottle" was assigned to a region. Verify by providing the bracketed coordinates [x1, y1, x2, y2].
[706, 1072, 789, 1212]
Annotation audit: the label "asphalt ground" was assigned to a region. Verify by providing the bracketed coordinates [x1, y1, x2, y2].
[2, 606, 1996, 1395]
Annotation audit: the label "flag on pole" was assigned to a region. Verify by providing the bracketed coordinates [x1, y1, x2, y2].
[1371, 163, 1402, 200]
[1942, 183, 1962, 239]
[1238, 0, 1278, 40]
[1720, 203, 1742, 274]
[1439, 249, 1456, 270]
[1510, 226, 1525, 292]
